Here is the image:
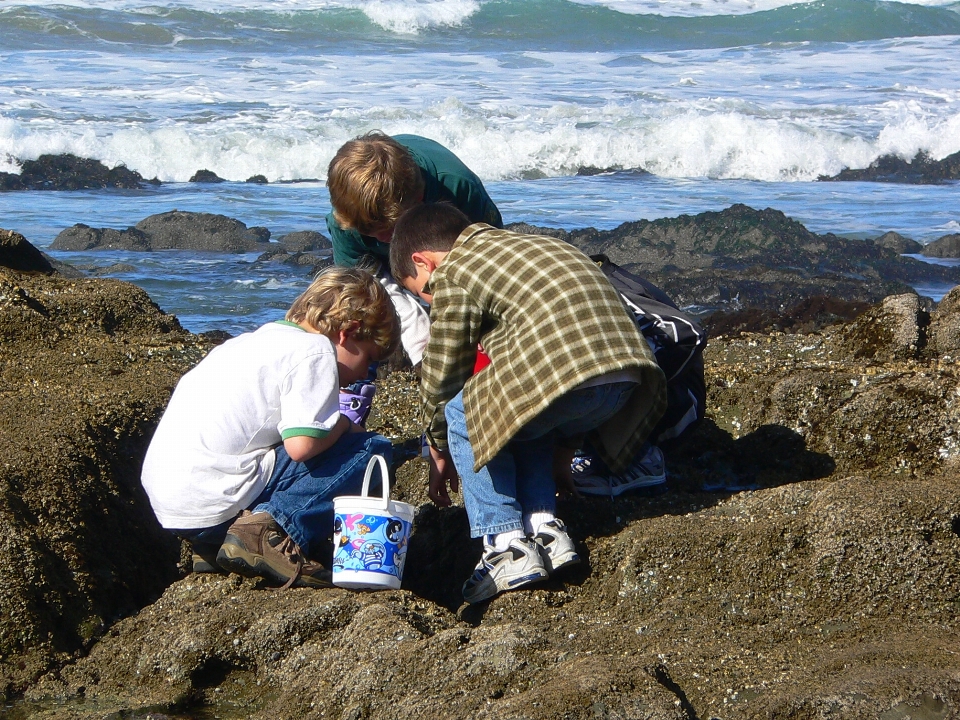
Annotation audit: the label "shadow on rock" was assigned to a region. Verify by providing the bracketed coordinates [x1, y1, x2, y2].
[397, 417, 836, 616]
[560, 419, 835, 547]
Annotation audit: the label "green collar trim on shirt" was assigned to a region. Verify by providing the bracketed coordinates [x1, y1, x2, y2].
[274, 320, 304, 330]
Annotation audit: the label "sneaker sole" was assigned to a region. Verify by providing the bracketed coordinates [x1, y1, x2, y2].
[577, 475, 666, 497]
[542, 548, 581, 573]
[465, 568, 549, 604]
[192, 554, 227, 574]
[217, 538, 332, 589]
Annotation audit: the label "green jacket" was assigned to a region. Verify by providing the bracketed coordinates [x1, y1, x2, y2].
[420, 224, 667, 474]
[326, 135, 503, 267]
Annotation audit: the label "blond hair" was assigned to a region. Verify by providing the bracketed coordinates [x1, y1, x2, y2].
[286, 266, 400, 358]
[327, 131, 426, 236]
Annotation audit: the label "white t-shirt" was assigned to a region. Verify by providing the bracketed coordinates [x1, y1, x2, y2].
[141, 321, 341, 529]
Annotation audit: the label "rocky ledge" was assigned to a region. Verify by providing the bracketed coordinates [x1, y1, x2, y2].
[517, 203, 960, 313]
[52, 211, 332, 257]
[0, 155, 159, 191]
[46, 204, 960, 317]
[818, 149, 960, 184]
[2, 226, 960, 719]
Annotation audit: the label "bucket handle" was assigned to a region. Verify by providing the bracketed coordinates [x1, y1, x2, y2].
[360, 454, 391, 511]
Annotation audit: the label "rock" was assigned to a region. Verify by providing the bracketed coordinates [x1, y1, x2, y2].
[922, 233, 960, 258]
[245, 175, 269, 184]
[703, 295, 872, 337]
[276, 231, 330, 253]
[928, 284, 960, 357]
[85, 263, 138, 276]
[0, 229, 56, 274]
[50, 211, 273, 253]
[0, 173, 24, 191]
[134, 211, 270, 251]
[255, 249, 325, 268]
[837, 293, 925, 361]
[7, 227, 960, 718]
[576, 166, 650, 177]
[553, 204, 960, 313]
[51, 224, 150, 251]
[0, 232, 212, 695]
[41, 253, 85, 279]
[818, 149, 960, 184]
[189, 169, 224, 183]
[0, 154, 157, 191]
[872, 230, 922, 254]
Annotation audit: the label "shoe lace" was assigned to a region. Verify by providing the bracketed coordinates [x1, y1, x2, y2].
[273, 533, 306, 590]
[570, 454, 596, 476]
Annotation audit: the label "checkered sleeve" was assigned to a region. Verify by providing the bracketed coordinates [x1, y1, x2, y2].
[420, 282, 484, 451]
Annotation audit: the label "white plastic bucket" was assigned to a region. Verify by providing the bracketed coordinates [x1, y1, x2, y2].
[332, 454, 415, 590]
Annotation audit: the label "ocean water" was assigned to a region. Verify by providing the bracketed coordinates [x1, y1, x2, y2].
[2, 0, 959, 333]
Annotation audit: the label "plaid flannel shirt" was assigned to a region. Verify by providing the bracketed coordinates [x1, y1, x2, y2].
[421, 224, 667, 473]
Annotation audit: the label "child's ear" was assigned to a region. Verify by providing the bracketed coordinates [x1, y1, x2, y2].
[411, 251, 434, 272]
[337, 321, 361, 345]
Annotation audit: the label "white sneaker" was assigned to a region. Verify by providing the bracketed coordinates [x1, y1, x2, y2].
[462, 537, 548, 604]
[574, 444, 666, 497]
[532, 519, 580, 573]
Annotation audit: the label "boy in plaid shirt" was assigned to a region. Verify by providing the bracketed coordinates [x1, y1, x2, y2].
[390, 203, 666, 603]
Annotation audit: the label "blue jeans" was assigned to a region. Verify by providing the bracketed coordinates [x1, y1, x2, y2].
[174, 432, 391, 557]
[446, 381, 636, 538]
[253, 432, 391, 556]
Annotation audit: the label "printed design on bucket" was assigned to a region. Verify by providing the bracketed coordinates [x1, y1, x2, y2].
[333, 512, 409, 577]
[332, 455, 415, 590]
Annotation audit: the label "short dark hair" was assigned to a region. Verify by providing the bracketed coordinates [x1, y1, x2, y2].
[389, 202, 472, 281]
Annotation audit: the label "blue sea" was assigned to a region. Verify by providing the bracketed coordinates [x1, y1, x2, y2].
[2, 0, 959, 334]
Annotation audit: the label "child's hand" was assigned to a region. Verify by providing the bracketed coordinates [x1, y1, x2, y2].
[427, 446, 459, 507]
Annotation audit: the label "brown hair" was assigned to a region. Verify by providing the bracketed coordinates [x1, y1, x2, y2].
[286, 265, 400, 358]
[327, 132, 426, 236]
[389, 202, 472, 281]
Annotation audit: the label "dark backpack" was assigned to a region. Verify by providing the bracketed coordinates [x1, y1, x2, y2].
[592, 254, 708, 441]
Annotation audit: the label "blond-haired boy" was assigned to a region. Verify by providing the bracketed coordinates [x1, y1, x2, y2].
[141, 267, 400, 588]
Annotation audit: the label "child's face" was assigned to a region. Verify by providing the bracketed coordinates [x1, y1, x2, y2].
[371, 226, 394, 243]
[334, 334, 381, 387]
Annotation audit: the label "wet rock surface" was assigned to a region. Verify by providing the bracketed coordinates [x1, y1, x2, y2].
[51, 211, 273, 253]
[2, 229, 960, 719]
[818, 149, 960, 184]
[0, 229, 56, 275]
[923, 233, 960, 259]
[189, 169, 225, 183]
[0, 154, 157, 192]
[511, 204, 960, 313]
[0, 245, 214, 698]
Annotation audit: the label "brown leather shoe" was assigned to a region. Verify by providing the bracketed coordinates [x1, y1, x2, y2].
[191, 541, 227, 574]
[216, 511, 332, 589]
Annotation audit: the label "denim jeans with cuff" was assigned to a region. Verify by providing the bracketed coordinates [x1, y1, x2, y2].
[445, 381, 636, 538]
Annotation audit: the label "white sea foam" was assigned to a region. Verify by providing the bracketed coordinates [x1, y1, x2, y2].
[8, 0, 955, 19]
[9, 0, 956, 19]
[5, 0, 481, 29]
[353, 0, 481, 33]
[2, 9, 958, 183]
[3, 102, 957, 183]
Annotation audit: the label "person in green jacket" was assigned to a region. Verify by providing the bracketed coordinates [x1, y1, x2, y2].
[327, 132, 503, 425]
[326, 132, 503, 270]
